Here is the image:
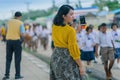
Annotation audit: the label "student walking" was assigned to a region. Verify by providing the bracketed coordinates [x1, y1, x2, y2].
[50, 5, 84, 80]
[81, 26, 96, 73]
[76, 25, 84, 51]
[96, 23, 115, 80]
[2, 11, 25, 80]
[111, 23, 120, 69]
[40, 26, 50, 50]
[1, 24, 6, 42]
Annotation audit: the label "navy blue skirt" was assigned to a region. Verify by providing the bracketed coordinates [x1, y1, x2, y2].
[80, 50, 94, 61]
[115, 48, 120, 58]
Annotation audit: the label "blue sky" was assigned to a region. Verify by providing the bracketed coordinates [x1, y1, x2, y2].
[0, 0, 94, 20]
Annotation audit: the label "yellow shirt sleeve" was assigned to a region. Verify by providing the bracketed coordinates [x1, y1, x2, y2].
[68, 28, 80, 60]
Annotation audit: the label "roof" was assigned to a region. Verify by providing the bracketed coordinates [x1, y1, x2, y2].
[75, 6, 98, 10]
[110, 9, 120, 14]
[74, 6, 99, 17]
[97, 11, 108, 16]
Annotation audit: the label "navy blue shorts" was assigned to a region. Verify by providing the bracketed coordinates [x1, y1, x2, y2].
[115, 48, 120, 58]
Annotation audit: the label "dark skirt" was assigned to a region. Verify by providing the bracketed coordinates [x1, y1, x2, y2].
[115, 48, 120, 58]
[81, 50, 94, 61]
[50, 47, 81, 80]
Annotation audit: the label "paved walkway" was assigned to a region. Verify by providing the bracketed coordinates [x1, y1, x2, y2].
[36, 36, 120, 80]
[1, 35, 120, 80]
[0, 42, 49, 80]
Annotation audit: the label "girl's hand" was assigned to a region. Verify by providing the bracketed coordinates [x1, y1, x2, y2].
[79, 66, 85, 76]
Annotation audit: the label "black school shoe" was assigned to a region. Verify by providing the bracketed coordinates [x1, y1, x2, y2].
[2, 76, 9, 80]
[15, 76, 24, 79]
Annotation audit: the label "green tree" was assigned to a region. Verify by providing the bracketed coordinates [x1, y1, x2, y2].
[106, 1, 120, 11]
[21, 6, 58, 21]
[93, 0, 120, 11]
[94, 0, 106, 11]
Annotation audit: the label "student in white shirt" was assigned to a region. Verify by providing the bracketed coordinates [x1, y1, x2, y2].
[35, 24, 42, 44]
[32, 24, 38, 51]
[89, 24, 99, 63]
[24, 25, 32, 49]
[81, 26, 96, 73]
[40, 26, 50, 50]
[96, 23, 115, 80]
[111, 23, 120, 69]
[96, 24, 104, 64]
[76, 24, 84, 51]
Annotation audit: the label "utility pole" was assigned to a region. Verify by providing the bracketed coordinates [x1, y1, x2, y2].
[52, 0, 55, 8]
[78, 0, 82, 8]
[52, 0, 56, 13]
[25, 2, 31, 20]
[66, 0, 70, 4]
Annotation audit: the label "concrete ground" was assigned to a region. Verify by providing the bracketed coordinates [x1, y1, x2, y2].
[0, 42, 49, 80]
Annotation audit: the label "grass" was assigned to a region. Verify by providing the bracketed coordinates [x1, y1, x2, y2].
[23, 47, 50, 64]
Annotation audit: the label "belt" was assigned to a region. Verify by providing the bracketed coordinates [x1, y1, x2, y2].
[101, 47, 113, 48]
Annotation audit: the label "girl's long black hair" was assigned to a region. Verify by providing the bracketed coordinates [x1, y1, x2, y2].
[53, 5, 74, 26]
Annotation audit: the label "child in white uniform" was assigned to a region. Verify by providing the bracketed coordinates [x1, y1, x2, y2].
[76, 25, 84, 51]
[111, 23, 120, 68]
[81, 26, 96, 73]
[96, 23, 115, 79]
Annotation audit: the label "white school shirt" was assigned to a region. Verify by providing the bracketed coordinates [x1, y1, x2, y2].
[81, 29, 86, 35]
[111, 30, 120, 48]
[35, 25, 42, 36]
[28, 28, 34, 37]
[82, 33, 96, 51]
[90, 30, 98, 43]
[76, 31, 84, 49]
[41, 29, 50, 38]
[25, 28, 34, 37]
[97, 31, 113, 47]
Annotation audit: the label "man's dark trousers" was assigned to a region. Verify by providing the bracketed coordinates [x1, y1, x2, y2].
[5, 40, 22, 77]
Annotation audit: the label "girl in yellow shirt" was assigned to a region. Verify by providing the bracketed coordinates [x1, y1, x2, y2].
[50, 5, 84, 80]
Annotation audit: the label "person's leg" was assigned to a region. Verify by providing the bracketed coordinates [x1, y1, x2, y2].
[117, 58, 120, 65]
[43, 38, 47, 50]
[3, 35, 6, 42]
[101, 47, 110, 79]
[35, 40, 38, 51]
[86, 61, 93, 73]
[32, 41, 35, 51]
[93, 46, 98, 63]
[14, 40, 22, 77]
[108, 47, 115, 78]
[104, 61, 109, 79]
[5, 40, 14, 77]
[115, 48, 120, 68]
[117, 58, 120, 68]
[117, 58, 120, 64]
[108, 60, 114, 77]
[87, 61, 91, 65]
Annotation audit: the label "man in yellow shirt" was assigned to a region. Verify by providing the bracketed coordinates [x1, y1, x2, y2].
[2, 11, 25, 80]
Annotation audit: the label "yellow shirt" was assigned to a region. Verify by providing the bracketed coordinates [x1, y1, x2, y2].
[1, 26, 6, 36]
[25, 25, 29, 30]
[52, 24, 80, 60]
[6, 19, 23, 40]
